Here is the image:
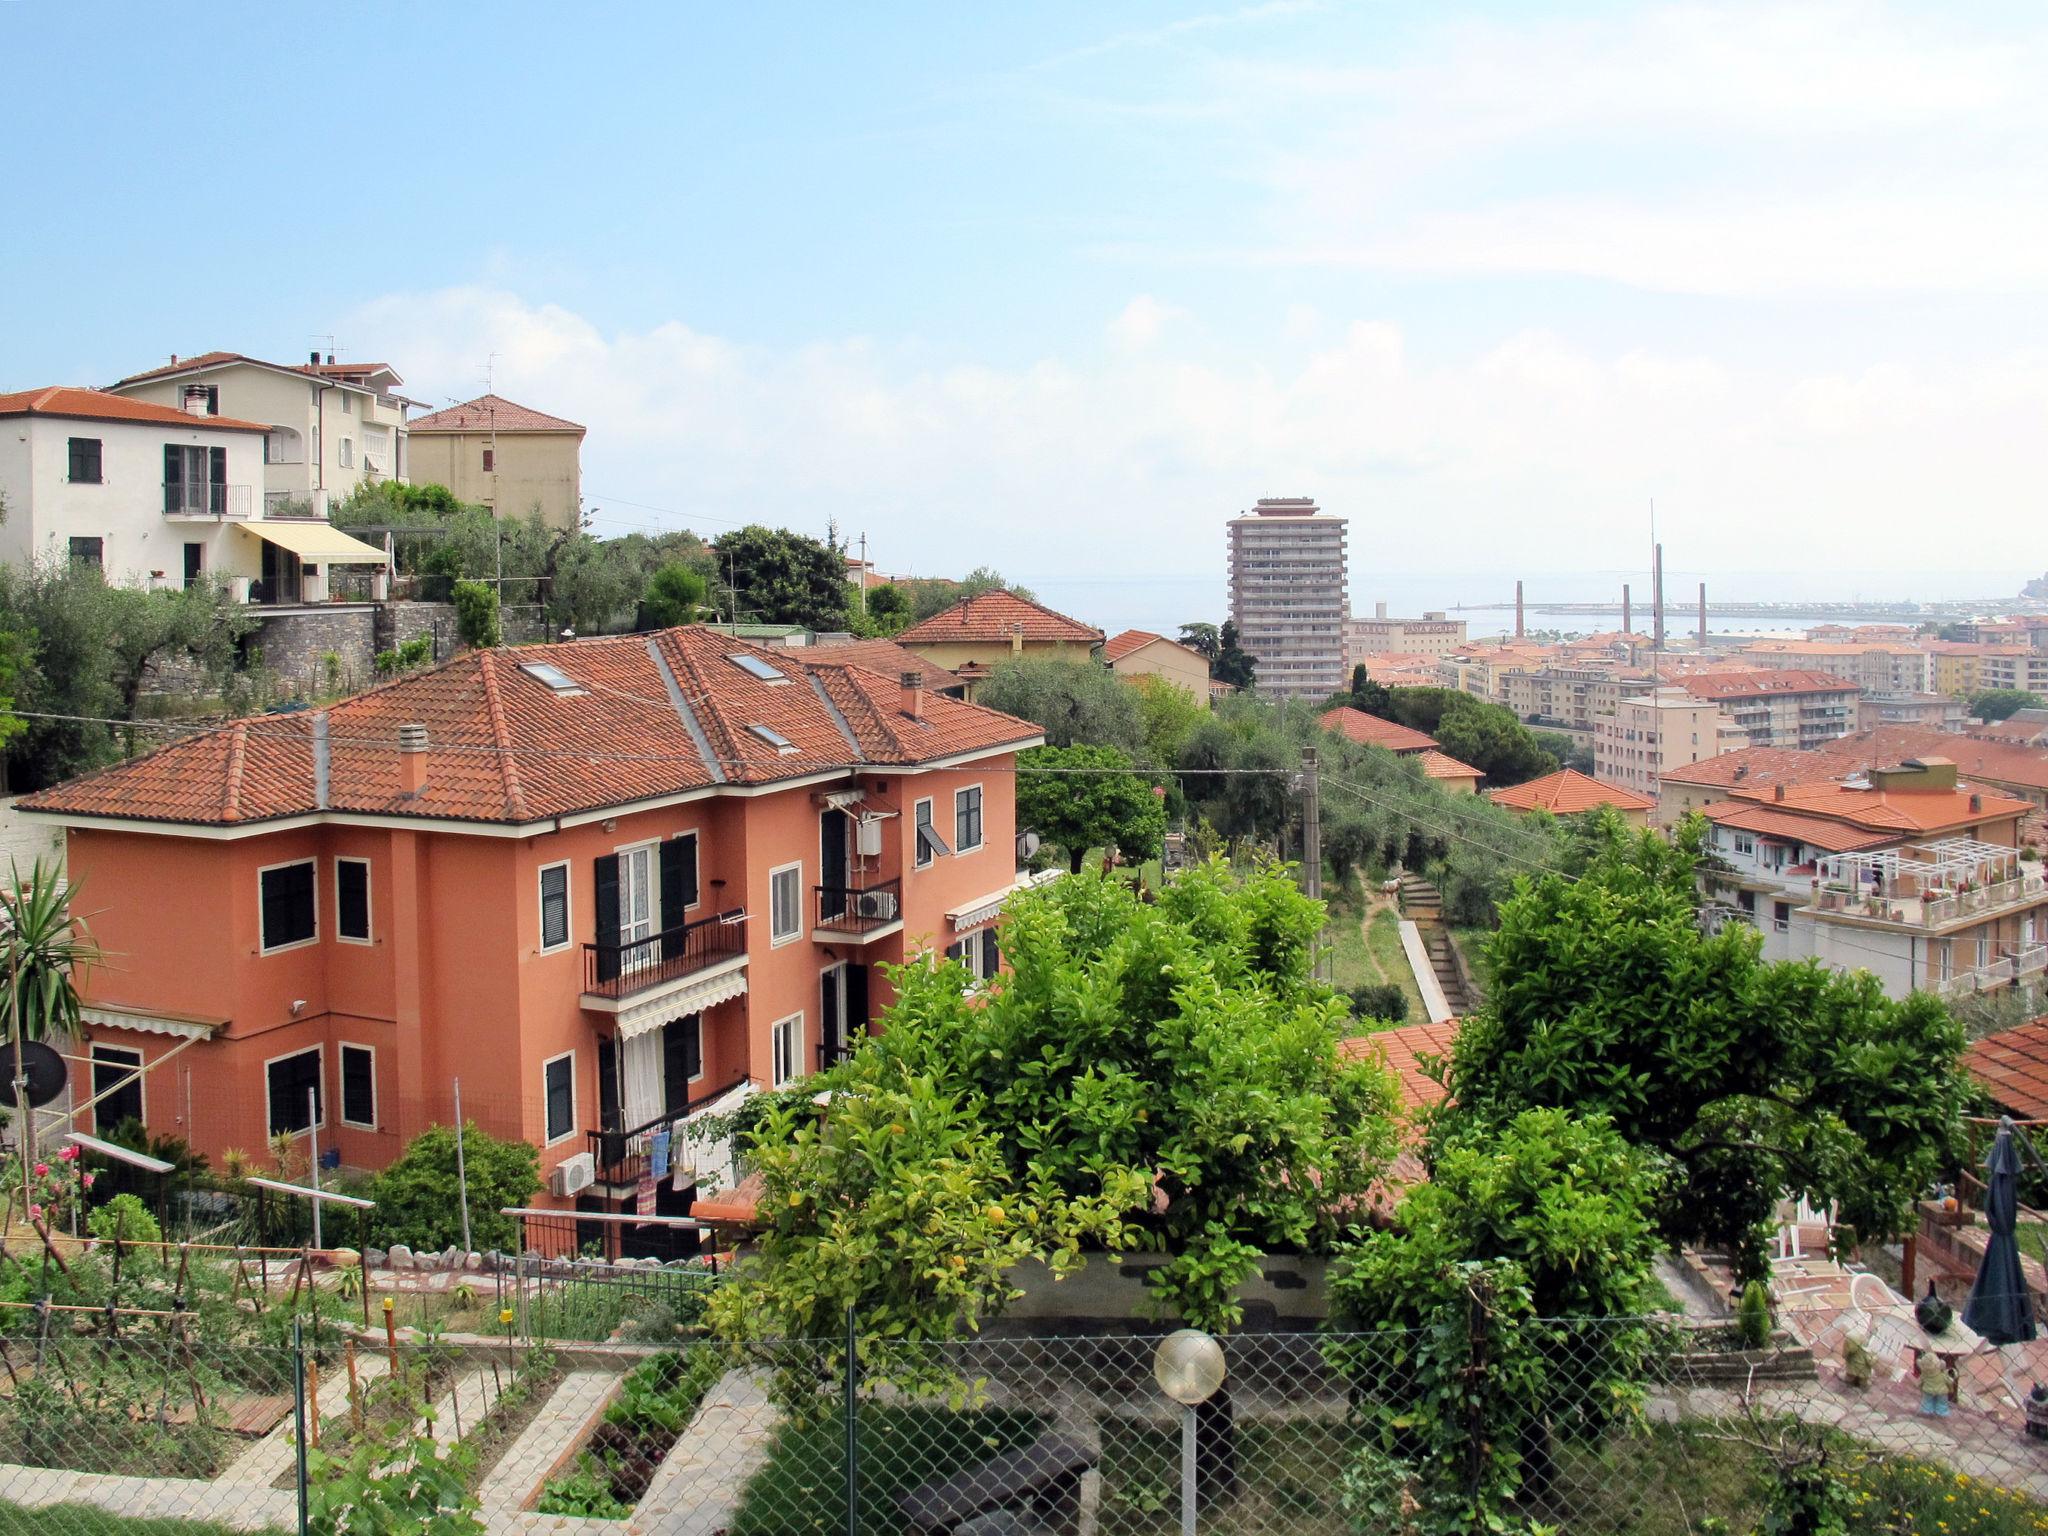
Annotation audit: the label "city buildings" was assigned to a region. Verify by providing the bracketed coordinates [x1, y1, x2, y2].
[1487, 768, 1656, 826]
[1501, 663, 1653, 747]
[1698, 757, 2045, 1003]
[1593, 686, 1751, 800]
[1676, 671, 1859, 750]
[1656, 744, 1865, 827]
[1740, 638, 1932, 694]
[0, 386, 388, 602]
[1102, 629, 1211, 703]
[1345, 603, 1468, 662]
[18, 630, 1043, 1228]
[110, 352, 413, 517]
[405, 394, 586, 530]
[1857, 692, 1969, 731]
[1227, 497, 1348, 700]
[896, 591, 1103, 699]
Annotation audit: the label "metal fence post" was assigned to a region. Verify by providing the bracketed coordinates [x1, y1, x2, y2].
[844, 1302, 859, 1536]
[292, 1314, 310, 1536]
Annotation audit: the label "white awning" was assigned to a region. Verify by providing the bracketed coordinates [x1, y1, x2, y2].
[613, 964, 749, 1041]
[947, 869, 1061, 933]
[239, 519, 388, 564]
[814, 788, 867, 811]
[82, 1004, 224, 1041]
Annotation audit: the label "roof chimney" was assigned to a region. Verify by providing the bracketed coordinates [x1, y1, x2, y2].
[310, 350, 321, 366]
[326, 353, 335, 365]
[899, 671, 925, 720]
[1970, 793, 1983, 813]
[398, 722, 429, 796]
[1010, 621, 1025, 655]
[1775, 782, 1786, 801]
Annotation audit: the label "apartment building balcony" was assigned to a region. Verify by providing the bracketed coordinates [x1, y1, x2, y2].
[582, 910, 748, 1012]
[587, 1072, 748, 1190]
[163, 482, 253, 519]
[1810, 842, 2046, 928]
[814, 877, 903, 942]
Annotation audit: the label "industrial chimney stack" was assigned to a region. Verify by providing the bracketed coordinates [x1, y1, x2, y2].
[1515, 580, 1525, 640]
[1652, 544, 1666, 654]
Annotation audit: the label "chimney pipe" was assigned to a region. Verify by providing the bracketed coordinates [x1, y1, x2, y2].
[1775, 782, 1786, 802]
[1622, 583, 1631, 636]
[398, 722, 429, 796]
[1652, 543, 1666, 654]
[309, 350, 321, 366]
[899, 671, 925, 720]
[326, 352, 335, 365]
[1515, 580, 1525, 640]
[1010, 622, 1024, 655]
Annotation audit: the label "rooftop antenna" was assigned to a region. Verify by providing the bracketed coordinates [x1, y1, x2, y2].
[1649, 499, 1662, 685]
[481, 353, 498, 395]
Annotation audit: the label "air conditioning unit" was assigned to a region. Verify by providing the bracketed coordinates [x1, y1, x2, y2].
[856, 889, 899, 921]
[550, 1152, 595, 1197]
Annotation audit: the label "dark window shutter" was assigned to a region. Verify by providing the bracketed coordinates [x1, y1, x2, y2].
[209, 446, 227, 512]
[820, 971, 840, 1062]
[593, 854, 621, 983]
[658, 838, 695, 958]
[337, 860, 369, 939]
[163, 443, 180, 513]
[663, 1017, 700, 1110]
[597, 1038, 620, 1130]
[847, 963, 869, 1034]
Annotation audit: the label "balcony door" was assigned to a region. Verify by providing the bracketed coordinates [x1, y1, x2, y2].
[619, 844, 655, 971]
[819, 962, 867, 1068]
[819, 809, 850, 920]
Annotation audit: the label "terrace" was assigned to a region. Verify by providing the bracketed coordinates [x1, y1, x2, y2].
[1809, 840, 2045, 928]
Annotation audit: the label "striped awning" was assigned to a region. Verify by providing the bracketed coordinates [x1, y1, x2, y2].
[613, 964, 749, 1041]
[81, 1003, 225, 1041]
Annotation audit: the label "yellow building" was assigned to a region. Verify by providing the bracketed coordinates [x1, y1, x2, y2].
[897, 591, 1103, 698]
[405, 394, 585, 530]
[1103, 629, 1211, 706]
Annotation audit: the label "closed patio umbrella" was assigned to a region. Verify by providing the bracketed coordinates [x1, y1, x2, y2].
[1963, 1120, 2037, 1345]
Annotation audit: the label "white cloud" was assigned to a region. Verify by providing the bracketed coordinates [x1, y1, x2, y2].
[350, 284, 2048, 627]
[1107, 295, 1186, 351]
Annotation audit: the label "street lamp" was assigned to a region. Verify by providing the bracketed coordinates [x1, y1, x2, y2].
[1154, 1329, 1226, 1536]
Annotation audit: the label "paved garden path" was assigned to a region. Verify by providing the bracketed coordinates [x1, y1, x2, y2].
[635, 1368, 779, 1536]
[219, 1351, 391, 1486]
[0, 1462, 295, 1530]
[479, 1369, 620, 1520]
[429, 1360, 508, 1448]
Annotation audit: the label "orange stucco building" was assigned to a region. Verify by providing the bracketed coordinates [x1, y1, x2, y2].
[21, 627, 1042, 1238]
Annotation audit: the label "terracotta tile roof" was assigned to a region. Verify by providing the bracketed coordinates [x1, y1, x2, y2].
[1660, 744, 1868, 791]
[109, 351, 389, 393]
[804, 637, 963, 691]
[20, 627, 1041, 829]
[1102, 629, 1207, 666]
[1679, 670, 1857, 700]
[1724, 778, 2033, 835]
[1962, 1018, 2048, 1120]
[690, 1169, 764, 1226]
[406, 393, 585, 435]
[1701, 801, 1896, 853]
[1487, 768, 1656, 815]
[0, 386, 270, 434]
[897, 591, 1102, 646]
[1836, 726, 2048, 795]
[1418, 749, 1482, 782]
[1319, 707, 1439, 754]
[1343, 1020, 1459, 1111]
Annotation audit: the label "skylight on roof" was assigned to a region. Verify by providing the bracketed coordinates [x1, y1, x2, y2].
[748, 723, 799, 754]
[519, 661, 586, 696]
[728, 654, 790, 685]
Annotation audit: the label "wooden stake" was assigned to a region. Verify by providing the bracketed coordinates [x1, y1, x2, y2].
[382, 1296, 399, 1377]
[305, 1357, 320, 1449]
[346, 1339, 364, 1435]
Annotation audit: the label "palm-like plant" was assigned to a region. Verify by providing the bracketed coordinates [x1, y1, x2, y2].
[0, 859, 98, 1045]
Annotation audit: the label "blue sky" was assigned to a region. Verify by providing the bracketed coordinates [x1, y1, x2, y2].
[6, 2, 2044, 630]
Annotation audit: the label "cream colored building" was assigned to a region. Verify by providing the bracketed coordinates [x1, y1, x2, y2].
[405, 394, 586, 530]
[1740, 639, 1932, 694]
[1345, 603, 1468, 661]
[110, 351, 411, 517]
[1593, 686, 1750, 799]
[1103, 630, 1210, 705]
[897, 590, 1104, 698]
[1502, 664, 1652, 738]
[1227, 497, 1348, 700]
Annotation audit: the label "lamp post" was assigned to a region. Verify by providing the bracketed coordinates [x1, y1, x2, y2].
[1154, 1329, 1226, 1536]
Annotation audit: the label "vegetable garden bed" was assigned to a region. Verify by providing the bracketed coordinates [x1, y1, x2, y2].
[535, 1347, 728, 1519]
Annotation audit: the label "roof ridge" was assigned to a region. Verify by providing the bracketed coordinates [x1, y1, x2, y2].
[475, 652, 531, 821]
[664, 632, 748, 781]
[220, 722, 248, 821]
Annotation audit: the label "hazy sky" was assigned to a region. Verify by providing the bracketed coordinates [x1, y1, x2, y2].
[6, 2, 2043, 627]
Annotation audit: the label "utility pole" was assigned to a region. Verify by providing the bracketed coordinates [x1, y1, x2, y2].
[1299, 745, 1321, 901]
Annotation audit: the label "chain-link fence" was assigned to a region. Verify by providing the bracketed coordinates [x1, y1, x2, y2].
[1, 1306, 2047, 1533]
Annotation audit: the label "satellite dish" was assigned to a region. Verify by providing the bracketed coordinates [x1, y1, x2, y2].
[0, 1041, 68, 1109]
[1017, 831, 1042, 860]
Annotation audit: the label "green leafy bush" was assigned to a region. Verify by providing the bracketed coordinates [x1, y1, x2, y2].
[1347, 981, 1408, 1023]
[86, 1193, 162, 1253]
[451, 580, 501, 649]
[370, 1123, 538, 1255]
[1737, 1279, 1773, 1348]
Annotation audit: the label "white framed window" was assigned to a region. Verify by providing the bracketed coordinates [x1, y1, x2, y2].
[339, 1042, 377, 1129]
[618, 843, 657, 945]
[258, 859, 318, 953]
[340, 392, 354, 415]
[954, 784, 984, 853]
[338, 437, 354, 468]
[538, 861, 571, 953]
[542, 1051, 577, 1145]
[944, 927, 1002, 985]
[913, 797, 943, 868]
[335, 857, 372, 944]
[770, 861, 803, 945]
[770, 1013, 803, 1087]
[265, 1046, 324, 1138]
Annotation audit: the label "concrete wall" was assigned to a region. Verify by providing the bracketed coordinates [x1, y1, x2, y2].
[0, 795, 66, 879]
[996, 1254, 1330, 1334]
[406, 429, 582, 530]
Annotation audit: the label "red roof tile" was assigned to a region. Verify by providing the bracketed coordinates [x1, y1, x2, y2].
[897, 591, 1102, 646]
[1679, 670, 1858, 700]
[1659, 744, 1868, 791]
[0, 387, 269, 434]
[1343, 1020, 1459, 1111]
[803, 637, 963, 691]
[1701, 801, 1896, 853]
[1418, 749, 1483, 782]
[1724, 778, 2033, 835]
[1837, 726, 2048, 796]
[1962, 1018, 2048, 1119]
[406, 393, 585, 434]
[1487, 768, 1656, 815]
[1320, 707, 1439, 754]
[1102, 629, 1206, 665]
[21, 627, 1041, 828]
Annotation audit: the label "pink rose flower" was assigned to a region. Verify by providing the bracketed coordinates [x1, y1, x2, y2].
[26, 1205, 41, 1221]
[32, 1164, 46, 1178]
[56, 1146, 77, 1162]
[81, 1173, 95, 1188]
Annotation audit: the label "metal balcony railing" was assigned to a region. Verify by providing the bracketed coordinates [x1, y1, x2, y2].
[162, 482, 252, 518]
[583, 910, 746, 1000]
[587, 1073, 748, 1186]
[814, 877, 902, 936]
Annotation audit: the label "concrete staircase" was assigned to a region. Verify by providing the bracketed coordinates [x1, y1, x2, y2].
[1395, 873, 1442, 923]
[1424, 928, 1471, 1016]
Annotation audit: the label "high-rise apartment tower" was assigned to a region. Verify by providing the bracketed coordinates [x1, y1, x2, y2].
[1227, 496, 1349, 700]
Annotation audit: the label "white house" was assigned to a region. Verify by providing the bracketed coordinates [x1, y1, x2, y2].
[0, 386, 387, 602]
[108, 352, 412, 517]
